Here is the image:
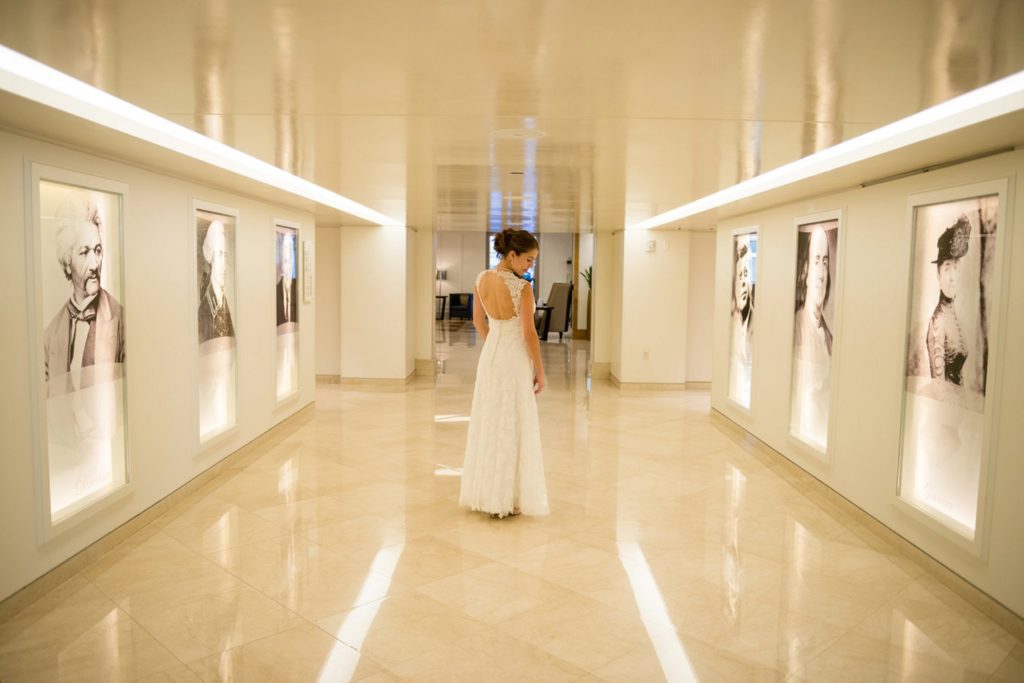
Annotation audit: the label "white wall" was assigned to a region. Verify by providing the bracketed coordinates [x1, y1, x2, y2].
[405, 228, 416, 377]
[414, 227, 435, 367]
[608, 232, 624, 379]
[614, 230, 691, 384]
[712, 149, 1024, 617]
[686, 232, 715, 382]
[340, 225, 413, 380]
[577, 233, 595, 331]
[537, 232, 573, 302]
[435, 230, 486, 297]
[0, 128, 315, 601]
[315, 226, 341, 376]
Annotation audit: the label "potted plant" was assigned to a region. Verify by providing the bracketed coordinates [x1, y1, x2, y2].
[580, 266, 592, 337]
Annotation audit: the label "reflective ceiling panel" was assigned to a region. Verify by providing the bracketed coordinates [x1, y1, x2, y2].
[1, 0, 1022, 231]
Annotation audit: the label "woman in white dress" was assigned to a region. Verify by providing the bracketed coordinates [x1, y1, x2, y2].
[459, 229, 549, 519]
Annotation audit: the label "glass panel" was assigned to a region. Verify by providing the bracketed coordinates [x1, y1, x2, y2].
[728, 231, 757, 408]
[275, 225, 299, 399]
[39, 179, 128, 523]
[898, 194, 998, 536]
[789, 219, 839, 452]
[196, 209, 237, 440]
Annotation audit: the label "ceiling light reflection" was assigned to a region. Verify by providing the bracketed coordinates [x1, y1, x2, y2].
[617, 541, 698, 682]
[433, 464, 462, 477]
[433, 414, 470, 423]
[627, 70, 1024, 231]
[0, 46, 398, 226]
[320, 543, 405, 681]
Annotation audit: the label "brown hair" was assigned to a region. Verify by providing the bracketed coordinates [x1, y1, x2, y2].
[493, 228, 538, 257]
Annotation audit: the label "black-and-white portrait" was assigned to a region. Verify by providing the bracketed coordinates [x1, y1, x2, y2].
[790, 218, 839, 451]
[197, 213, 235, 344]
[728, 231, 757, 408]
[275, 225, 299, 399]
[196, 209, 237, 439]
[38, 179, 128, 521]
[900, 193, 999, 533]
[276, 229, 298, 327]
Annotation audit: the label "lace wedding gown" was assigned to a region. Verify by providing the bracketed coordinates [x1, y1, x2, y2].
[459, 269, 549, 517]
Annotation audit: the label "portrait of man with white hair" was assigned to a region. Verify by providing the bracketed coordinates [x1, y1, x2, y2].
[37, 178, 128, 520]
[42, 193, 126, 396]
[198, 218, 235, 344]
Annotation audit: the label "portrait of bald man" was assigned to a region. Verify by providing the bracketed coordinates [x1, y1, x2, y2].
[42, 194, 126, 396]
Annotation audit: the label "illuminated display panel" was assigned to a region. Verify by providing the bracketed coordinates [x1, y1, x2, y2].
[728, 230, 758, 409]
[36, 175, 129, 523]
[898, 184, 1005, 540]
[789, 217, 840, 454]
[196, 207, 238, 440]
[275, 224, 299, 400]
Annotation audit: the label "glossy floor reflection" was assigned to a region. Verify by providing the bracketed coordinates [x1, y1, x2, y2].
[2, 321, 1022, 681]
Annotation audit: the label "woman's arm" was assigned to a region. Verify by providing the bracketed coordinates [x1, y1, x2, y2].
[520, 282, 546, 394]
[472, 286, 489, 340]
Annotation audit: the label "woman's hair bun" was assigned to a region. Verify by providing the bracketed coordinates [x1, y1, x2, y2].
[493, 228, 538, 257]
[493, 230, 509, 255]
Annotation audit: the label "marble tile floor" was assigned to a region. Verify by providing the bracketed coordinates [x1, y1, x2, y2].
[1, 322, 1022, 681]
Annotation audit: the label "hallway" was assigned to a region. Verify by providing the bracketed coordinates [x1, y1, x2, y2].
[1, 327, 1021, 681]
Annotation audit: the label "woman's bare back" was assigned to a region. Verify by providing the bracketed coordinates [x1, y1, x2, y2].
[476, 270, 520, 320]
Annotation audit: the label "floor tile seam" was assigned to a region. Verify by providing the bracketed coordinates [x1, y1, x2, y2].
[891, 580, 1020, 649]
[786, 595, 897, 679]
[203, 536, 399, 585]
[487, 579, 680, 642]
[97, 531, 306, 619]
[442, 625, 587, 676]
[181, 617, 359, 678]
[161, 499, 292, 536]
[78, 573, 195, 676]
[83, 525, 212, 581]
[306, 620, 393, 678]
[878, 593, 1017, 673]
[909, 570, 1022, 624]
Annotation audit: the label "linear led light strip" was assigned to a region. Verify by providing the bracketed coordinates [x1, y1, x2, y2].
[628, 70, 1024, 231]
[0, 45, 400, 227]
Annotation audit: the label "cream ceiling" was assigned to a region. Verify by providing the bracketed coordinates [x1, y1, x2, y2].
[1, 0, 1022, 232]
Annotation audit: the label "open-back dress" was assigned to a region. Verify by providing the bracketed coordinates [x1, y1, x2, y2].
[458, 269, 549, 517]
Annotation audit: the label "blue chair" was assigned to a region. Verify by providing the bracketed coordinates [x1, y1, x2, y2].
[449, 292, 473, 319]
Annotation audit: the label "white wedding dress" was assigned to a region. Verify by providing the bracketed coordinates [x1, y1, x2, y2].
[459, 269, 549, 517]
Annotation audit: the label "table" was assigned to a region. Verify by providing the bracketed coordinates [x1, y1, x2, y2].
[534, 305, 553, 340]
[435, 295, 447, 320]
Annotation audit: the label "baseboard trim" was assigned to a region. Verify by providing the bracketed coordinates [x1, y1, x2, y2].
[590, 362, 610, 379]
[339, 372, 415, 387]
[415, 358, 435, 376]
[315, 374, 341, 384]
[0, 403, 317, 624]
[685, 381, 711, 390]
[609, 373, 687, 391]
[709, 408, 1024, 641]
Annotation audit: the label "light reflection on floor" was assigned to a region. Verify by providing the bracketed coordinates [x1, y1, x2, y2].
[0, 320, 1020, 681]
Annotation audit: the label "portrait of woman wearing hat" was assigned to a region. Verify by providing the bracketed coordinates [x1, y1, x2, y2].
[926, 215, 971, 386]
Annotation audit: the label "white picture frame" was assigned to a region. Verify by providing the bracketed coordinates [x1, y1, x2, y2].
[191, 199, 240, 449]
[25, 162, 133, 539]
[727, 226, 759, 412]
[786, 208, 846, 464]
[274, 220, 301, 404]
[895, 178, 1010, 556]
